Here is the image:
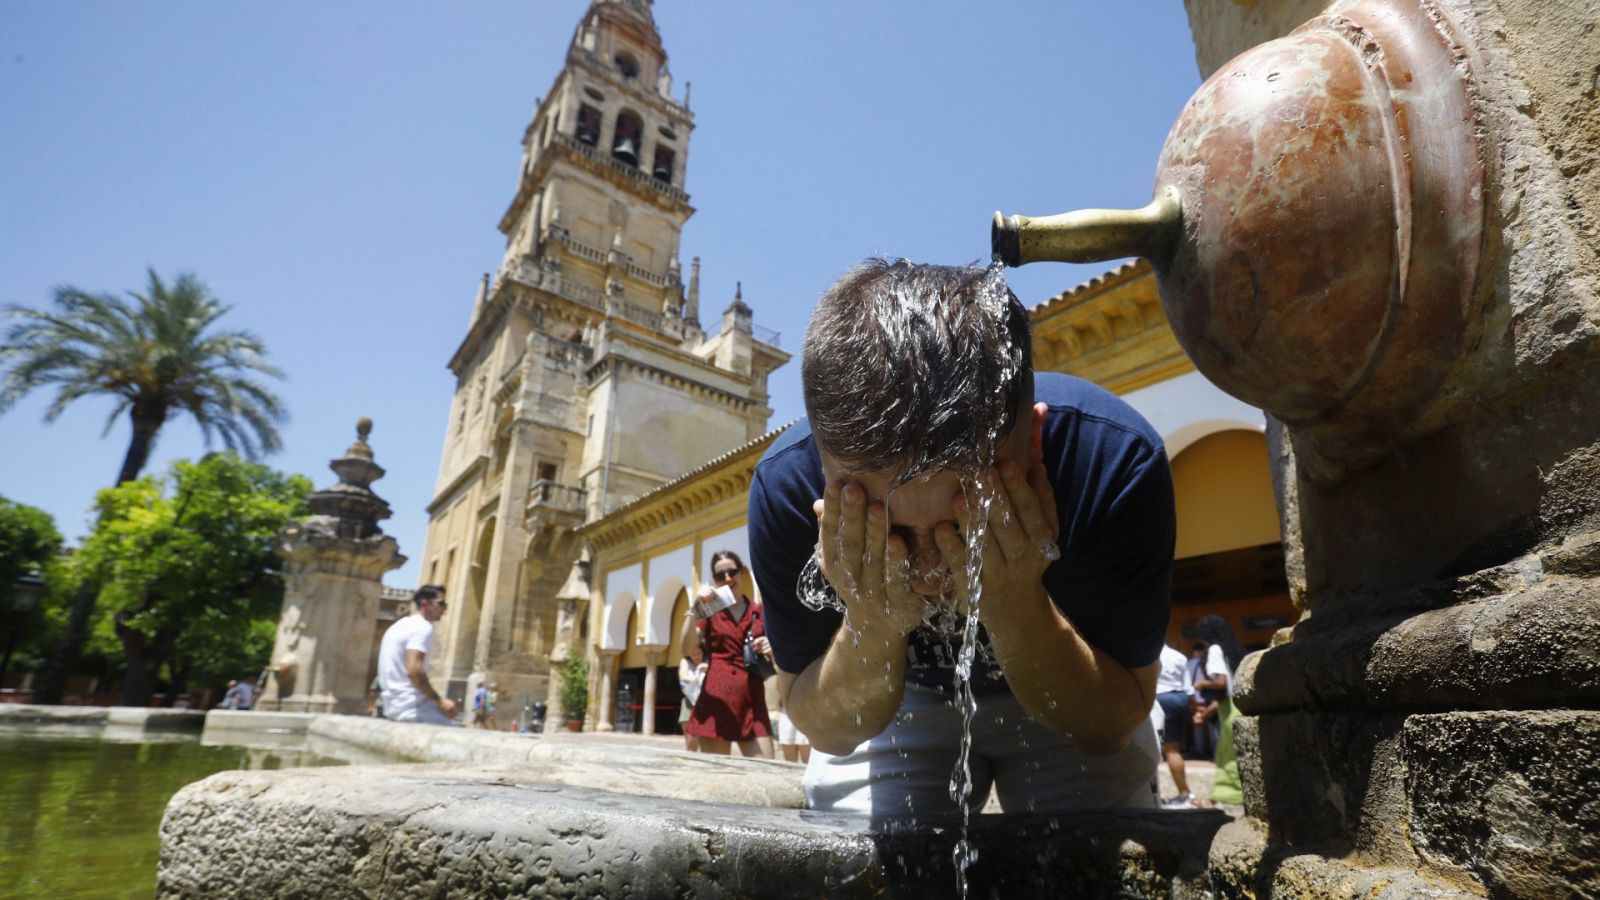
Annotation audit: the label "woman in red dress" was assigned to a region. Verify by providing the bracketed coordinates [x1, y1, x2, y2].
[680, 550, 774, 757]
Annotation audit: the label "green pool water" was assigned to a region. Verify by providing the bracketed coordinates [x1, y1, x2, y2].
[0, 732, 346, 898]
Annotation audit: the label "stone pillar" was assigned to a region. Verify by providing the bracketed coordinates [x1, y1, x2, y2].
[640, 647, 664, 735]
[263, 419, 405, 715]
[595, 649, 621, 732]
[1159, 2, 1600, 894]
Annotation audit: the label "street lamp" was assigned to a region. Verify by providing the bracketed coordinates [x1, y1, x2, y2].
[1, 572, 48, 691]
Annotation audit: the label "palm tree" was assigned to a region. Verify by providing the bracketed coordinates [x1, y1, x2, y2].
[0, 268, 287, 703]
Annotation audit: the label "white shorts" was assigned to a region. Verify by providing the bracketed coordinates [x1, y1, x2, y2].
[804, 685, 1160, 816]
[386, 701, 460, 727]
[776, 710, 809, 746]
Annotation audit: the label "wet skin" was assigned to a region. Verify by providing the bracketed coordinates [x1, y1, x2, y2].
[779, 402, 1160, 758]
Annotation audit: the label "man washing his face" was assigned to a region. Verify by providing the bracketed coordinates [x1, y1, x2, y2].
[750, 258, 1176, 814]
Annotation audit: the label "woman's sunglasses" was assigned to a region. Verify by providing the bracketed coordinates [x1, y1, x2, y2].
[711, 567, 741, 583]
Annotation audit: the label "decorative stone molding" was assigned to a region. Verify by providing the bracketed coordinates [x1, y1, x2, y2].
[580, 425, 787, 551]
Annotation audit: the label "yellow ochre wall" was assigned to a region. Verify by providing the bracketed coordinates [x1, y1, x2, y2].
[1170, 429, 1280, 561]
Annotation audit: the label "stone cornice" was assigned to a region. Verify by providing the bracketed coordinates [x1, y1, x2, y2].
[502, 132, 694, 234]
[579, 423, 792, 550]
[587, 354, 750, 414]
[426, 454, 488, 517]
[448, 289, 519, 376]
[1028, 260, 1195, 395]
[589, 330, 764, 406]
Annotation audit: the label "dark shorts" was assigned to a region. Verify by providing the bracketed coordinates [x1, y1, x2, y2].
[1156, 691, 1189, 743]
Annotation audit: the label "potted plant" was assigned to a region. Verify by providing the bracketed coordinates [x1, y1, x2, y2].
[558, 653, 589, 731]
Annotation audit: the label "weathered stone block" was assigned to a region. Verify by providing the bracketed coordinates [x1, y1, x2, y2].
[1237, 573, 1600, 714]
[202, 709, 317, 738]
[1403, 710, 1600, 898]
[1240, 711, 1416, 863]
[158, 765, 1229, 899]
[304, 714, 808, 808]
[1206, 817, 1480, 900]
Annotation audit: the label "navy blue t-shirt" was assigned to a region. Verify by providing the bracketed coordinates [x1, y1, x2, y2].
[748, 372, 1175, 695]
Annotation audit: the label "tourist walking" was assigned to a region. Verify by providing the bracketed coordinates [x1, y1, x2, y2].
[680, 550, 773, 757]
[377, 585, 459, 726]
[1154, 643, 1195, 807]
[473, 681, 500, 730]
[1192, 615, 1247, 807]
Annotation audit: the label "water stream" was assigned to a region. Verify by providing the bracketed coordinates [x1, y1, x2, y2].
[796, 260, 1033, 898]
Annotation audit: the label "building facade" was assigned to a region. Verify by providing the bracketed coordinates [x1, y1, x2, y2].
[418, 0, 788, 717]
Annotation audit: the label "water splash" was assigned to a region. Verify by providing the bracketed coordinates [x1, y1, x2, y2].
[792, 259, 1030, 899]
[948, 470, 994, 898]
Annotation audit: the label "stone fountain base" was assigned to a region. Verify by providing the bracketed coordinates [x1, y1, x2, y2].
[158, 762, 1230, 899]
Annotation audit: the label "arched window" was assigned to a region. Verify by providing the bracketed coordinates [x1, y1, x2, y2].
[614, 51, 639, 80]
[652, 145, 675, 184]
[612, 110, 642, 167]
[576, 104, 602, 147]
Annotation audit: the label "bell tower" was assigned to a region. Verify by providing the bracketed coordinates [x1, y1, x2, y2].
[419, 0, 788, 721]
[498, 0, 697, 334]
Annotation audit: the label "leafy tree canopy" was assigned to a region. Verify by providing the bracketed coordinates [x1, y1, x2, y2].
[4, 269, 290, 703]
[78, 452, 310, 697]
[0, 495, 62, 596]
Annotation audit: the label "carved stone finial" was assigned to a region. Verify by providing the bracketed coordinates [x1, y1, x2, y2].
[346, 417, 375, 461]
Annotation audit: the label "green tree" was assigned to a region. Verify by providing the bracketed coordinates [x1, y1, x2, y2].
[0, 269, 287, 702]
[75, 453, 310, 706]
[0, 496, 63, 684]
[0, 496, 61, 599]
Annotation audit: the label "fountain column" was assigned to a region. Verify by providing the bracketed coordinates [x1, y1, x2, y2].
[262, 418, 405, 715]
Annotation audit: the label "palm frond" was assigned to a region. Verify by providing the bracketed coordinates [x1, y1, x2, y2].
[0, 269, 289, 477]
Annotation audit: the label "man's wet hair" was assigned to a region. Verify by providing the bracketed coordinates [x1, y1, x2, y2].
[802, 258, 1033, 482]
[413, 584, 444, 603]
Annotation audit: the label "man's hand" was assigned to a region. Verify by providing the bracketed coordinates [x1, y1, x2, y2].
[937, 458, 1060, 625]
[814, 481, 925, 640]
[438, 697, 460, 718]
[932, 403, 1060, 624]
[785, 481, 923, 755]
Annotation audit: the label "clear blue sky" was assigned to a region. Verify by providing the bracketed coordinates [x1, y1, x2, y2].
[0, 2, 1201, 586]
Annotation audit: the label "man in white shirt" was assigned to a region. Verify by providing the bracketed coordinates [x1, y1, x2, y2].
[1154, 643, 1194, 807]
[378, 585, 459, 726]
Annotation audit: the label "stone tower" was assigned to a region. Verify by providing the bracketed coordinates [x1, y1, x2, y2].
[263, 418, 405, 714]
[420, 0, 788, 713]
